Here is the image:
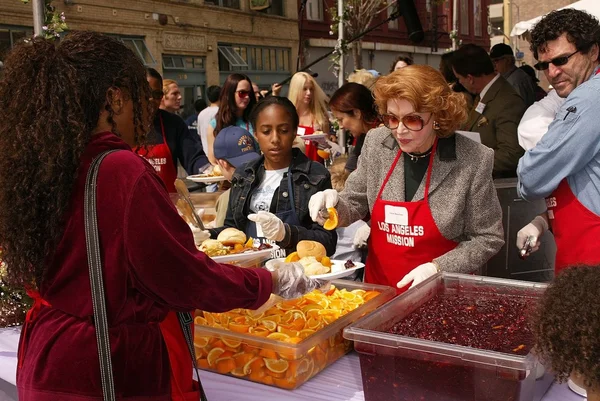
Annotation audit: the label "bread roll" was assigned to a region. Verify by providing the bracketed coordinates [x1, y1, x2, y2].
[217, 227, 247, 246]
[296, 240, 326, 260]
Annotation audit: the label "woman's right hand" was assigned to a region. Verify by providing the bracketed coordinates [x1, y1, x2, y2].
[269, 261, 328, 300]
[271, 83, 282, 96]
[308, 189, 339, 225]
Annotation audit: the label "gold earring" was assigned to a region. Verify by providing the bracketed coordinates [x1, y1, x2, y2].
[433, 121, 440, 130]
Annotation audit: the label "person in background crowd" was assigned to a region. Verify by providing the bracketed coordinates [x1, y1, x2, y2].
[519, 64, 548, 101]
[489, 43, 537, 107]
[207, 73, 258, 165]
[532, 266, 600, 401]
[309, 65, 504, 294]
[452, 44, 526, 178]
[143, 68, 209, 192]
[212, 126, 261, 227]
[184, 98, 207, 138]
[161, 78, 182, 114]
[517, 9, 600, 274]
[347, 69, 378, 89]
[0, 31, 322, 401]
[329, 82, 380, 173]
[390, 55, 414, 72]
[438, 51, 474, 110]
[210, 97, 337, 258]
[197, 85, 221, 154]
[252, 82, 267, 102]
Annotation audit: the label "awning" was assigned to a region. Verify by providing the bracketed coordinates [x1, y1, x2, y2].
[511, 0, 600, 37]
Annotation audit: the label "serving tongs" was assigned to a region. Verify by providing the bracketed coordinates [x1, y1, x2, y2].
[519, 235, 535, 259]
[174, 178, 205, 231]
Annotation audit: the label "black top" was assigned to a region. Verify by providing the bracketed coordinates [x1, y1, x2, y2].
[403, 148, 432, 201]
[147, 109, 209, 175]
[345, 133, 366, 172]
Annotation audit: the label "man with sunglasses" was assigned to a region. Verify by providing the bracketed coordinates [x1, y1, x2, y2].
[517, 9, 600, 277]
[451, 44, 526, 178]
[142, 68, 209, 192]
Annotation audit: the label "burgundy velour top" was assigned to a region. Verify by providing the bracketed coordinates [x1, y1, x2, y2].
[16, 132, 272, 401]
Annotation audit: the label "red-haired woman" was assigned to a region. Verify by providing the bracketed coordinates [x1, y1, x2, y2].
[329, 82, 380, 173]
[309, 65, 504, 294]
[207, 73, 258, 165]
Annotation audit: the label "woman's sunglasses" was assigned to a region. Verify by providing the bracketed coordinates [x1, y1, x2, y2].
[534, 50, 579, 71]
[236, 90, 251, 99]
[381, 113, 432, 131]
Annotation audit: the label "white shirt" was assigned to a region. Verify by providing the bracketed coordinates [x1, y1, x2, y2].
[197, 106, 219, 153]
[479, 74, 501, 100]
[517, 89, 565, 151]
[249, 168, 289, 213]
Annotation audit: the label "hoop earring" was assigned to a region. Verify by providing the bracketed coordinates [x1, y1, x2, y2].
[433, 121, 441, 130]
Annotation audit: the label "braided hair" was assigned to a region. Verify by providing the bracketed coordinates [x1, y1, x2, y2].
[0, 31, 152, 287]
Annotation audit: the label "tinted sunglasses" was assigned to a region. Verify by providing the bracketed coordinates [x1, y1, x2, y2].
[534, 50, 579, 71]
[150, 89, 164, 100]
[381, 113, 432, 131]
[236, 90, 251, 99]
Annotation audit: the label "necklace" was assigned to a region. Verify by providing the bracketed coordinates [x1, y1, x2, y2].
[405, 149, 432, 162]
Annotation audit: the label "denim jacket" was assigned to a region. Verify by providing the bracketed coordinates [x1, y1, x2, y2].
[210, 149, 337, 256]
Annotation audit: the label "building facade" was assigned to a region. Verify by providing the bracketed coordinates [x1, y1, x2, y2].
[0, 0, 299, 112]
[300, 0, 491, 95]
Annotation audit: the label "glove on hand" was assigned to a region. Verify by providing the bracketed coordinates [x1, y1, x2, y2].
[397, 262, 438, 290]
[308, 189, 339, 225]
[188, 223, 210, 246]
[353, 224, 371, 248]
[248, 211, 286, 242]
[270, 261, 328, 300]
[516, 215, 548, 255]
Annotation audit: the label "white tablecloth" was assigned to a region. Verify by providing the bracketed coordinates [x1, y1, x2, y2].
[0, 327, 583, 401]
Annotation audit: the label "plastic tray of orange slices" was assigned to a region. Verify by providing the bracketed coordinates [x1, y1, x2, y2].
[194, 280, 395, 390]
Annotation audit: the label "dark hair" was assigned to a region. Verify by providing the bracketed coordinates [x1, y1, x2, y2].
[250, 96, 299, 132]
[214, 73, 257, 136]
[390, 55, 414, 73]
[451, 44, 495, 77]
[533, 266, 600, 388]
[329, 83, 379, 125]
[194, 98, 207, 113]
[439, 51, 457, 83]
[530, 9, 600, 60]
[519, 64, 539, 83]
[0, 32, 152, 287]
[146, 67, 163, 88]
[206, 85, 221, 104]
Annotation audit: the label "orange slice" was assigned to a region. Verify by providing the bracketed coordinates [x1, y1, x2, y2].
[260, 319, 277, 332]
[248, 327, 270, 337]
[194, 336, 209, 348]
[284, 336, 303, 344]
[244, 237, 254, 248]
[207, 347, 225, 367]
[228, 322, 250, 333]
[259, 349, 279, 359]
[243, 356, 263, 375]
[298, 329, 316, 339]
[221, 337, 242, 349]
[317, 149, 331, 159]
[285, 251, 300, 263]
[215, 357, 236, 374]
[320, 256, 332, 268]
[197, 358, 209, 369]
[194, 316, 208, 326]
[267, 332, 290, 342]
[264, 358, 290, 374]
[323, 207, 338, 230]
[231, 367, 246, 377]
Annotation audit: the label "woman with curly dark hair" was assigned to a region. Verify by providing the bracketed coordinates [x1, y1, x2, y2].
[533, 266, 600, 400]
[206, 73, 258, 164]
[0, 32, 320, 401]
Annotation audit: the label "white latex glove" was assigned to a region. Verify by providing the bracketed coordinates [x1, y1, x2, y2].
[353, 224, 371, 248]
[308, 189, 339, 225]
[397, 262, 439, 290]
[188, 223, 210, 246]
[247, 211, 286, 241]
[516, 215, 548, 255]
[270, 261, 329, 300]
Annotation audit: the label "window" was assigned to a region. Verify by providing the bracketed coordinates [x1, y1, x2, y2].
[162, 55, 205, 70]
[306, 0, 323, 21]
[460, 0, 469, 35]
[218, 43, 291, 72]
[204, 0, 240, 9]
[119, 37, 156, 66]
[474, 0, 482, 36]
[259, 0, 284, 16]
[0, 26, 33, 62]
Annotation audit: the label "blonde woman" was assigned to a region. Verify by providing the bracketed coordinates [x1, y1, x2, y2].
[286, 72, 330, 162]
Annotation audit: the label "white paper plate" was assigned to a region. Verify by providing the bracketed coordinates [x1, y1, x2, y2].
[187, 175, 227, 183]
[568, 378, 587, 397]
[298, 133, 328, 141]
[273, 258, 364, 280]
[210, 246, 279, 264]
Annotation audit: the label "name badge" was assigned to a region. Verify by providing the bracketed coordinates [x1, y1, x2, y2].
[384, 205, 408, 226]
[297, 127, 306, 136]
[475, 102, 486, 114]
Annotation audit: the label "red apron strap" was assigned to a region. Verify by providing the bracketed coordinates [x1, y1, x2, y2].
[18, 288, 51, 368]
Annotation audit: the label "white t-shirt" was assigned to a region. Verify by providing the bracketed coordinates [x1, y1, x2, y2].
[197, 106, 219, 153]
[249, 168, 288, 213]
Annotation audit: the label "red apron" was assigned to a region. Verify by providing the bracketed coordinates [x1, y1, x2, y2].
[139, 114, 178, 193]
[299, 124, 324, 163]
[365, 140, 458, 294]
[546, 179, 600, 273]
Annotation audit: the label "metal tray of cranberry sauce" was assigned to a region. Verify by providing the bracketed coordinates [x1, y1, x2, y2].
[344, 273, 548, 369]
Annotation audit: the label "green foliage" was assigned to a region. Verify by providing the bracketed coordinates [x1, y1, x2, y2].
[20, 0, 68, 40]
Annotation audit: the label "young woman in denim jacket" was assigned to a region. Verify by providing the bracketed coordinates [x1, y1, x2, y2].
[210, 97, 337, 258]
